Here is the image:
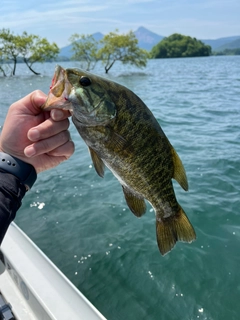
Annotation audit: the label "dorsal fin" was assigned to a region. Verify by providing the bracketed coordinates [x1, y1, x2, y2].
[171, 146, 188, 191]
[122, 186, 146, 217]
[88, 147, 105, 178]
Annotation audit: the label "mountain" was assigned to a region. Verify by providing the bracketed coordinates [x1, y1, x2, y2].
[59, 45, 72, 58]
[59, 28, 240, 58]
[134, 26, 164, 50]
[59, 32, 104, 58]
[201, 36, 240, 51]
[213, 38, 240, 52]
[59, 28, 164, 58]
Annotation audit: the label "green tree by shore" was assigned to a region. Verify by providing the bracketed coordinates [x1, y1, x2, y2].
[19, 32, 59, 75]
[98, 30, 149, 73]
[69, 29, 149, 73]
[69, 33, 99, 71]
[151, 33, 211, 59]
[0, 29, 59, 76]
[213, 48, 240, 56]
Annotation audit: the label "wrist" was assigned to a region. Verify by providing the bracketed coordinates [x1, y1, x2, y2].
[0, 152, 37, 190]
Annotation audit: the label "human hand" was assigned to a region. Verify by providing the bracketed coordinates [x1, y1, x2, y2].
[0, 90, 75, 173]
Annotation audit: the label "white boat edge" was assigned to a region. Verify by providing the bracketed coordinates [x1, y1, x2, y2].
[0, 222, 106, 320]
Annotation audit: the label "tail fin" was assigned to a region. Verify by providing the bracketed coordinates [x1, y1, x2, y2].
[156, 207, 196, 255]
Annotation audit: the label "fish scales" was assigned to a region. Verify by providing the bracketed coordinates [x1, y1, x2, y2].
[42, 65, 196, 255]
[77, 88, 171, 199]
[80, 83, 176, 207]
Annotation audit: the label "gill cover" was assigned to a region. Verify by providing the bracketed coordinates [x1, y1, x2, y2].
[66, 69, 117, 125]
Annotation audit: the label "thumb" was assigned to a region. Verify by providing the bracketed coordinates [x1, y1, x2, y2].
[12, 90, 48, 116]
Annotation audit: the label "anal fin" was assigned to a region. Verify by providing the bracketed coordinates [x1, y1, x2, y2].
[122, 186, 146, 217]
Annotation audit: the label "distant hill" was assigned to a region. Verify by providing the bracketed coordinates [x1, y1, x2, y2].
[134, 26, 164, 51]
[59, 28, 240, 58]
[59, 32, 104, 58]
[213, 38, 240, 52]
[201, 36, 240, 51]
[59, 27, 164, 58]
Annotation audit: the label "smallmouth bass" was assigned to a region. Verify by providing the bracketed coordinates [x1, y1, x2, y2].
[42, 65, 196, 255]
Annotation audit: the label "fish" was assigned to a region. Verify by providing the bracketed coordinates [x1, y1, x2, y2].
[42, 65, 196, 255]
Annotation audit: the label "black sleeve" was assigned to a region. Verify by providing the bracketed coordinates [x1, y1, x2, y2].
[0, 170, 26, 245]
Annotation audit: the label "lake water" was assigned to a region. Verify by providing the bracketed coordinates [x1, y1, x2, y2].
[0, 56, 240, 320]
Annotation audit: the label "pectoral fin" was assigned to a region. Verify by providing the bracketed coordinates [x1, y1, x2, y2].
[122, 186, 146, 217]
[171, 146, 188, 191]
[89, 147, 105, 178]
[108, 131, 133, 155]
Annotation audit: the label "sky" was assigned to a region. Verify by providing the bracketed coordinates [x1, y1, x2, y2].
[1, 0, 240, 48]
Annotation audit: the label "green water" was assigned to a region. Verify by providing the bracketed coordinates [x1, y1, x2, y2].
[0, 57, 240, 320]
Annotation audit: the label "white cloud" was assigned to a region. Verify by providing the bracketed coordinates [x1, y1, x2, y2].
[0, 4, 108, 28]
[0, 0, 239, 47]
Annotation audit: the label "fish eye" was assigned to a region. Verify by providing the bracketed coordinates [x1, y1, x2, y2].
[79, 76, 91, 87]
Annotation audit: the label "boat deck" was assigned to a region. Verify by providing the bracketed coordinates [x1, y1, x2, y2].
[0, 223, 106, 320]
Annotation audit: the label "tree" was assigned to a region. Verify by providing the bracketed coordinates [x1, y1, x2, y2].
[151, 33, 211, 59]
[0, 49, 7, 76]
[19, 32, 59, 75]
[213, 48, 240, 56]
[98, 30, 149, 73]
[0, 29, 59, 76]
[69, 33, 99, 71]
[0, 28, 22, 75]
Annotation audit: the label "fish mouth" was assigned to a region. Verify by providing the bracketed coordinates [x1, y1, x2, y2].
[42, 65, 73, 112]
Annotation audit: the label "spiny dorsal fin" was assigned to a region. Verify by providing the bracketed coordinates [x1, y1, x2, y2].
[88, 147, 105, 178]
[122, 186, 146, 217]
[171, 146, 188, 191]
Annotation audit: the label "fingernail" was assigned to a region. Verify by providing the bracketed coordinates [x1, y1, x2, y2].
[28, 129, 40, 141]
[24, 146, 36, 157]
[51, 109, 64, 121]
